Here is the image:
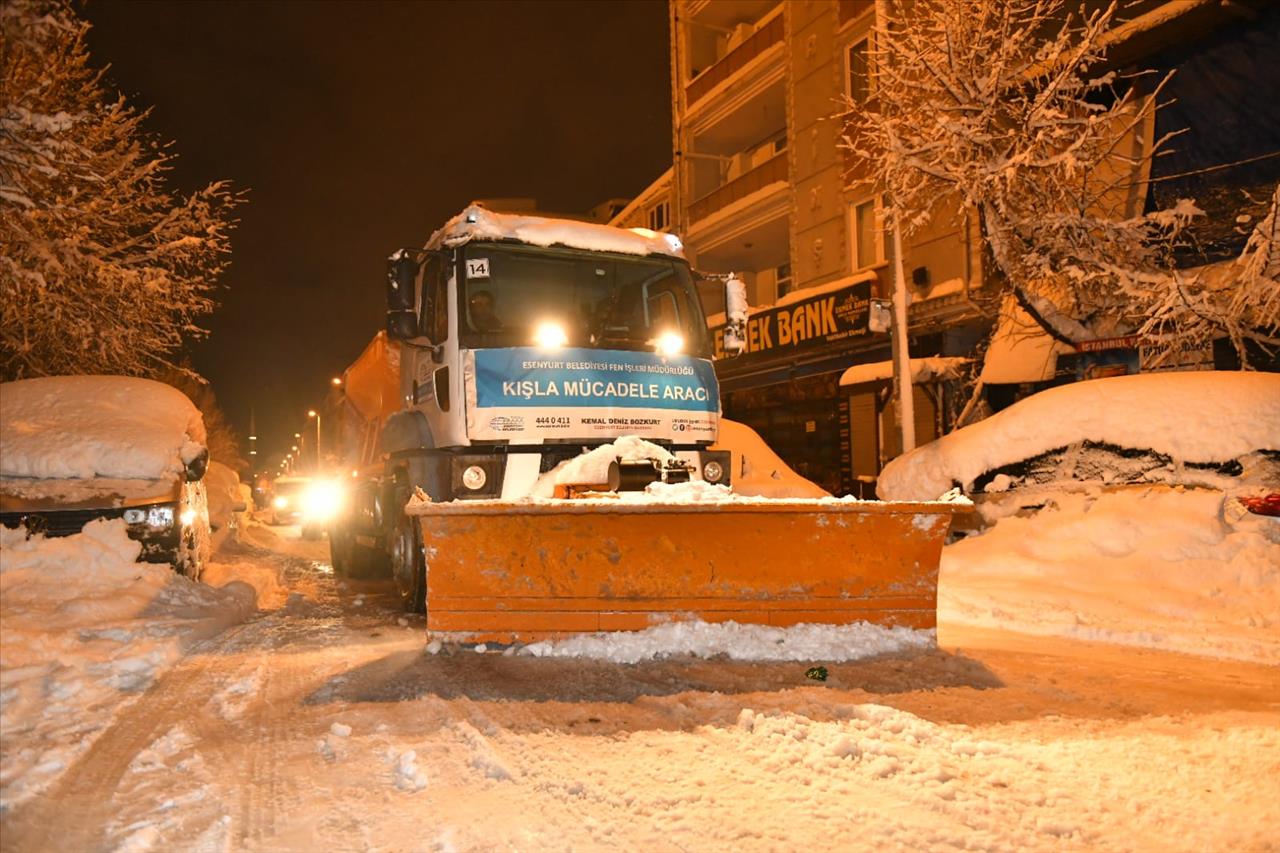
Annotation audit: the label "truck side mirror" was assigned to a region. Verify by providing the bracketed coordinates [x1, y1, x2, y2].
[386, 249, 420, 341]
[722, 273, 749, 355]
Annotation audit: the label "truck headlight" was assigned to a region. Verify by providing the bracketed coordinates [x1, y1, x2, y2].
[533, 321, 568, 349]
[462, 465, 487, 490]
[273, 496, 288, 509]
[702, 460, 725, 483]
[654, 330, 684, 356]
[180, 509, 197, 527]
[302, 481, 343, 521]
[123, 509, 146, 524]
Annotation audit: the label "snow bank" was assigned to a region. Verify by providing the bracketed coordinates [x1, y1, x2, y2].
[0, 376, 207, 481]
[204, 460, 247, 552]
[427, 204, 683, 258]
[0, 519, 253, 810]
[939, 486, 1280, 663]
[204, 461, 242, 530]
[522, 620, 934, 664]
[880, 372, 1280, 500]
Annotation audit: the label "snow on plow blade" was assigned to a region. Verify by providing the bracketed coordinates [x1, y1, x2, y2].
[418, 501, 960, 643]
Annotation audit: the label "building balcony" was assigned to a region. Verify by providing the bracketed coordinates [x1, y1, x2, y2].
[685, 150, 790, 273]
[685, 11, 785, 110]
[688, 149, 788, 224]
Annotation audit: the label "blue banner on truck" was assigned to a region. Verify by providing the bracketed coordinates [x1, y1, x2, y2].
[464, 347, 720, 443]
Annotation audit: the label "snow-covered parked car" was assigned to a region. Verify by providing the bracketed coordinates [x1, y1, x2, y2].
[878, 371, 1280, 521]
[0, 375, 212, 577]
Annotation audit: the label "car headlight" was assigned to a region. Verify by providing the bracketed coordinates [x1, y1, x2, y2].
[273, 496, 288, 509]
[302, 481, 343, 521]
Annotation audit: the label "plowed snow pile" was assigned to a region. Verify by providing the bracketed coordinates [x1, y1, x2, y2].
[940, 487, 1280, 662]
[522, 620, 934, 663]
[0, 520, 257, 811]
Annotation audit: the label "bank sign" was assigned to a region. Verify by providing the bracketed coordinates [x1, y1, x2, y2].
[711, 280, 873, 359]
[465, 347, 720, 442]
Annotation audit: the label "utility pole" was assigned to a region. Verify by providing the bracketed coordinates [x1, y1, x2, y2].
[889, 216, 915, 453]
[877, 0, 915, 454]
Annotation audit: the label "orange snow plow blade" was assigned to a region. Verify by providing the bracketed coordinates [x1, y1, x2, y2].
[418, 501, 962, 643]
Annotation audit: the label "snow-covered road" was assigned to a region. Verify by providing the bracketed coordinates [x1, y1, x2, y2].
[3, 521, 1278, 851]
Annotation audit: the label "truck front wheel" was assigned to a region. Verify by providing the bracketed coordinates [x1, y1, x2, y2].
[390, 510, 426, 613]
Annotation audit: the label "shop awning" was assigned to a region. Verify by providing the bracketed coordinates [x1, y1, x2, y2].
[979, 299, 1073, 384]
[839, 356, 970, 387]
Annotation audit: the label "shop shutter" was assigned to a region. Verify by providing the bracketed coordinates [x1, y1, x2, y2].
[848, 390, 878, 477]
[913, 385, 938, 444]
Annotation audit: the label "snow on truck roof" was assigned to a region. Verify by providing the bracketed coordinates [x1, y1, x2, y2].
[877, 371, 1280, 501]
[0, 376, 206, 482]
[425, 204, 686, 259]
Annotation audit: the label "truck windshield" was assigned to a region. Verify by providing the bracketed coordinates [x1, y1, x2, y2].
[458, 243, 709, 356]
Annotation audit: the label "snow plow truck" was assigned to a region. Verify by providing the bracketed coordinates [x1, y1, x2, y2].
[328, 204, 960, 642]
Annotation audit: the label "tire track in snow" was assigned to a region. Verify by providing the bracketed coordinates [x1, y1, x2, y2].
[0, 540, 395, 852]
[0, 617, 264, 852]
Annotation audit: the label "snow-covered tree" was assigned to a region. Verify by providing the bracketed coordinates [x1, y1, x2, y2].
[843, 0, 1279, 366]
[0, 0, 241, 380]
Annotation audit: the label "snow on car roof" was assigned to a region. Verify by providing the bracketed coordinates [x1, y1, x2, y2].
[424, 204, 686, 259]
[0, 376, 206, 482]
[878, 371, 1280, 501]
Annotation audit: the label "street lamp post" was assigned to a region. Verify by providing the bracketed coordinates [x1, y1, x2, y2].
[308, 410, 321, 472]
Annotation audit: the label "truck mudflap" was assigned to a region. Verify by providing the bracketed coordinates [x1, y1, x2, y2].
[413, 500, 964, 643]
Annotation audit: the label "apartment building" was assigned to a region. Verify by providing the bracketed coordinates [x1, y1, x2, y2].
[617, 0, 1277, 496]
[650, 0, 987, 495]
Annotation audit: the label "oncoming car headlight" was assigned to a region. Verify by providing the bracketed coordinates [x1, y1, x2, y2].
[272, 496, 289, 509]
[302, 480, 344, 522]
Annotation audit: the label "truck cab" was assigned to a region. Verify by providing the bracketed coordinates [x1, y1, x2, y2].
[381, 205, 730, 503]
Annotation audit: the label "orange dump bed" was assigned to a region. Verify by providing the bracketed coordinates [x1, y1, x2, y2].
[416, 500, 959, 643]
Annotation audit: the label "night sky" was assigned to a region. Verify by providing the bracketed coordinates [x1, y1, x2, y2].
[82, 0, 672, 463]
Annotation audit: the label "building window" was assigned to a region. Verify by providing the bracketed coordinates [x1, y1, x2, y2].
[847, 36, 871, 105]
[776, 262, 793, 297]
[647, 201, 669, 232]
[850, 197, 884, 270]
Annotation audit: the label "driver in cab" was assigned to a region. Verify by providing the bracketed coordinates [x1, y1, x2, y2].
[468, 290, 502, 332]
